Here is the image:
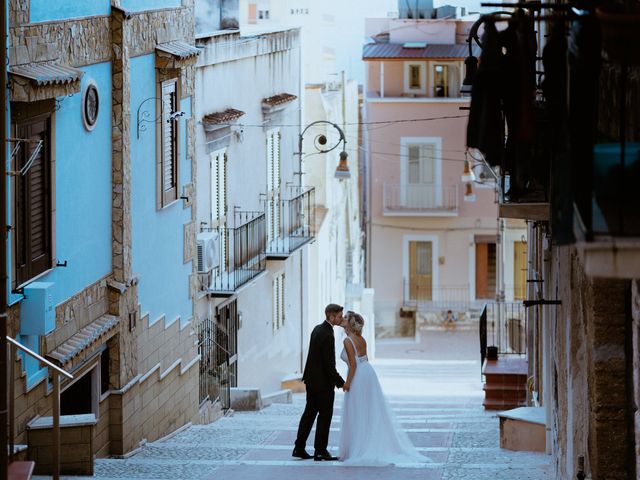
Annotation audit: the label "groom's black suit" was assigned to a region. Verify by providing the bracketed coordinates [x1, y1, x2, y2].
[295, 320, 345, 454]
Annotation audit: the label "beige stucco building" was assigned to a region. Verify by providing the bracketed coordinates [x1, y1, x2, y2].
[363, 15, 527, 335]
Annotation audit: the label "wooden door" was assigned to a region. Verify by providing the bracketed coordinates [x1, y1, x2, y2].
[513, 241, 527, 300]
[409, 241, 432, 301]
[475, 242, 496, 299]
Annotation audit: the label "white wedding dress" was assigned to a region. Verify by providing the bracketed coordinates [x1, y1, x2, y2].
[338, 336, 428, 466]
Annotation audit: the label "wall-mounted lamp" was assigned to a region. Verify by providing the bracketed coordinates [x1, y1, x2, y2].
[298, 120, 350, 180]
[463, 182, 476, 202]
[461, 158, 477, 182]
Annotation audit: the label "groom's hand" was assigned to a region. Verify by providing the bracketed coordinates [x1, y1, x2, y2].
[343, 383, 350, 392]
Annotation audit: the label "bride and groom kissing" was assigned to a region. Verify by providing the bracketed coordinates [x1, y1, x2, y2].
[292, 304, 427, 466]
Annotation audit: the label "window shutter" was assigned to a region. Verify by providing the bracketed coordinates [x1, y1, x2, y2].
[15, 118, 52, 286]
[408, 145, 420, 184]
[161, 80, 178, 206]
[273, 131, 281, 239]
[419, 144, 436, 184]
[210, 154, 218, 225]
[279, 274, 285, 327]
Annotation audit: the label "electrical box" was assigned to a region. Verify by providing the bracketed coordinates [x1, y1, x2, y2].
[20, 282, 55, 335]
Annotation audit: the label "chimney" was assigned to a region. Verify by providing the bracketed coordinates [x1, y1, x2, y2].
[398, 0, 435, 19]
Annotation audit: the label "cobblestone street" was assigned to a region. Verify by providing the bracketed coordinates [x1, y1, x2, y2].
[35, 331, 552, 480]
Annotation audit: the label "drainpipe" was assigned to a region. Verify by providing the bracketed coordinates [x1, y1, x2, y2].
[1, 0, 9, 474]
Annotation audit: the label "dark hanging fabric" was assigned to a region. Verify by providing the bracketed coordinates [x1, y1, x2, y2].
[466, 18, 504, 167]
[543, 18, 574, 244]
[501, 10, 538, 201]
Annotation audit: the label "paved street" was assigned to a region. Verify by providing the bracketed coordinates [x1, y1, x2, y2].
[36, 331, 552, 480]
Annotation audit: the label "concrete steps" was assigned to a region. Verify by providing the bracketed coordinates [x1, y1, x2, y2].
[9, 461, 35, 480]
[482, 358, 528, 411]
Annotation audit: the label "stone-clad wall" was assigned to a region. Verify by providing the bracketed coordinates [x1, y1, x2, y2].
[550, 246, 633, 479]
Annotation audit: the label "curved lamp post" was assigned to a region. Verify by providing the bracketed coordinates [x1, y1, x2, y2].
[298, 120, 350, 180]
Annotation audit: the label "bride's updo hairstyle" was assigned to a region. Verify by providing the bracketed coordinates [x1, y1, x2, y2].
[347, 311, 365, 335]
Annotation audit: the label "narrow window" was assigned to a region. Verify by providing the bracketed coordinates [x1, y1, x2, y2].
[409, 64, 421, 89]
[14, 115, 52, 287]
[266, 130, 282, 244]
[433, 64, 449, 97]
[160, 79, 179, 207]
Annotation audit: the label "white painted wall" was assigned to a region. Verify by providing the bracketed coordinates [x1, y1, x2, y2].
[194, 29, 307, 394]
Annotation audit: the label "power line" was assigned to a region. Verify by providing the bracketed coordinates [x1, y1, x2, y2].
[219, 114, 468, 129]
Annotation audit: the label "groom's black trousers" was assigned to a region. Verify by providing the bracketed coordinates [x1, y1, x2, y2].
[295, 388, 335, 453]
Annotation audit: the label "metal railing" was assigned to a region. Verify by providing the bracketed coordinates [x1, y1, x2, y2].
[265, 186, 316, 257]
[403, 283, 482, 311]
[6, 336, 73, 480]
[483, 302, 527, 356]
[204, 211, 267, 295]
[383, 183, 458, 214]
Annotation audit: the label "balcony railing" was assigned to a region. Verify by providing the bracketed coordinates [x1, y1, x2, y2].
[383, 183, 458, 216]
[265, 186, 316, 259]
[483, 302, 527, 356]
[202, 211, 266, 295]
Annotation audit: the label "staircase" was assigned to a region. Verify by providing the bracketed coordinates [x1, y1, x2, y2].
[8, 461, 35, 480]
[482, 357, 528, 410]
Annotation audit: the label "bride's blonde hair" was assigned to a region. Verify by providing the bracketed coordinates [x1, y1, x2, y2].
[347, 311, 365, 335]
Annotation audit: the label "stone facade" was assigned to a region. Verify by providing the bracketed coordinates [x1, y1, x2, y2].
[549, 243, 635, 480]
[9, 0, 201, 465]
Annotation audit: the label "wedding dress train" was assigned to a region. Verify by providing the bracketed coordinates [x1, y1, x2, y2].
[338, 336, 428, 466]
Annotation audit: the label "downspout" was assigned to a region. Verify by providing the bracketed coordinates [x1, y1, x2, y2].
[1, 0, 9, 475]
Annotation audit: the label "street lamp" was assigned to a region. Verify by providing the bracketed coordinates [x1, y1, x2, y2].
[298, 120, 350, 180]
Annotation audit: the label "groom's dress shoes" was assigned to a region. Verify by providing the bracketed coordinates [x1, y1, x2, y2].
[314, 451, 338, 461]
[292, 447, 313, 460]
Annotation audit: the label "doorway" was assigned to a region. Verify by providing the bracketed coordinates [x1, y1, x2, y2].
[409, 240, 433, 301]
[475, 239, 496, 300]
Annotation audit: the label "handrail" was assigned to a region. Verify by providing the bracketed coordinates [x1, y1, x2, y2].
[6, 336, 73, 379]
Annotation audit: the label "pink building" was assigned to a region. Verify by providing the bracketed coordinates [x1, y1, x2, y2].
[363, 15, 527, 335]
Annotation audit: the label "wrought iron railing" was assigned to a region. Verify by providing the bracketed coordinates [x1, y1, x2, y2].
[203, 211, 266, 295]
[383, 183, 458, 214]
[198, 317, 237, 409]
[483, 301, 527, 356]
[402, 283, 485, 311]
[265, 186, 316, 257]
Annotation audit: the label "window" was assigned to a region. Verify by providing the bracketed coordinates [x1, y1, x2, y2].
[258, 10, 264, 19]
[404, 62, 426, 94]
[273, 273, 285, 332]
[14, 114, 52, 287]
[266, 130, 282, 243]
[159, 79, 179, 207]
[210, 149, 227, 227]
[406, 143, 436, 208]
[264, 10, 270, 19]
[433, 64, 449, 97]
[409, 65, 421, 89]
[211, 149, 228, 269]
[248, 3, 257, 24]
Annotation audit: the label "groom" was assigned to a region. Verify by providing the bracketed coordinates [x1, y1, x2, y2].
[292, 303, 345, 461]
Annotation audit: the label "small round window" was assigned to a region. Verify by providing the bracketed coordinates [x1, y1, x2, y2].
[82, 82, 99, 131]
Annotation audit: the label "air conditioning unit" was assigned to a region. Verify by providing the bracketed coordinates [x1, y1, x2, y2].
[197, 231, 220, 273]
[20, 282, 55, 335]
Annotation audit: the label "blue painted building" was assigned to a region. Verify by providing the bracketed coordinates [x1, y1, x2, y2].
[7, 0, 201, 464]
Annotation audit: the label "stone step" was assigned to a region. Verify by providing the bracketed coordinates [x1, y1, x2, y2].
[498, 407, 546, 452]
[9, 461, 35, 480]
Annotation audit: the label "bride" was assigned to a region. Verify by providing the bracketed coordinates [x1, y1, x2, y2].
[338, 311, 428, 466]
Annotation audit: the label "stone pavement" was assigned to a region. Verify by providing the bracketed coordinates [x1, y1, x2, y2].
[35, 331, 552, 480]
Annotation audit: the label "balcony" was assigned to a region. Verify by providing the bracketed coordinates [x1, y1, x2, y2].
[202, 212, 267, 296]
[383, 183, 458, 216]
[266, 186, 316, 259]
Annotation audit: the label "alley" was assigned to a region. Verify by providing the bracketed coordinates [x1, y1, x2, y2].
[36, 331, 551, 480]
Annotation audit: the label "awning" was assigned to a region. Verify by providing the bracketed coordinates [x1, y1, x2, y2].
[203, 108, 245, 130]
[47, 315, 119, 369]
[9, 62, 84, 102]
[156, 41, 200, 68]
[262, 93, 297, 114]
[262, 93, 297, 107]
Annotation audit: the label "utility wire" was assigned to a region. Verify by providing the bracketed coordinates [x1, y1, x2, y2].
[220, 114, 468, 129]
